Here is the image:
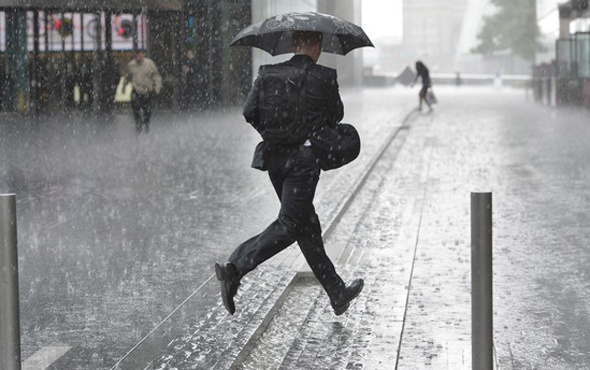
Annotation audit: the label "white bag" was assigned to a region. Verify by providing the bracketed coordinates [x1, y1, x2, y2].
[426, 88, 437, 104]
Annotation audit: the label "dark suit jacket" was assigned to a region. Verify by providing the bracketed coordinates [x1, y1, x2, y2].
[243, 54, 344, 138]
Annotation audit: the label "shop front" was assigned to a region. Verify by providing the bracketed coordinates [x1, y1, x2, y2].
[0, 0, 194, 114]
[534, 0, 590, 108]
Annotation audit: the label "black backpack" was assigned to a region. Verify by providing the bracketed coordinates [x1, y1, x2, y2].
[256, 64, 310, 146]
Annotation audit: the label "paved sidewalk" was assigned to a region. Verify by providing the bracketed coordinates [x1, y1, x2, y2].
[123, 87, 590, 370]
[2, 87, 416, 369]
[10, 86, 589, 369]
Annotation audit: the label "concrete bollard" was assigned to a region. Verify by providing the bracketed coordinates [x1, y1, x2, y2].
[471, 192, 493, 370]
[1, 194, 21, 370]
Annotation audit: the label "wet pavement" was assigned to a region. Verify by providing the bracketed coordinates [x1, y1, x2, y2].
[0, 88, 415, 369]
[2, 86, 590, 369]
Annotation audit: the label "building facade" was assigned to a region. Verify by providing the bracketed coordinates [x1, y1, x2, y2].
[402, 0, 469, 73]
[533, 0, 590, 106]
[250, 0, 363, 87]
[397, 0, 533, 77]
[0, 0, 252, 114]
[536, 0, 563, 64]
[186, 0, 252, 110]
[0, 0, 188, 113]
[0, 0, 363, 115]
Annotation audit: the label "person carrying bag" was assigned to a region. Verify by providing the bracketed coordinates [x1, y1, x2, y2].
[216, 30, 364, 317]
[249, 60, 360, 172]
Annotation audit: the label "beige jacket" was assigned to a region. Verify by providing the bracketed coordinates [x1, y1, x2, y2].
[124, 58, 162, 95]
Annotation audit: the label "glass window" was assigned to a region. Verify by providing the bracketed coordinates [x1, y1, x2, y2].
[556, 38, 573, 78]
[63, 13, 74, 51]
[0, 12, 5, 52]
[82, 13, 99, 50]
[73, 13, 82, 50]
[113, 14, 134, 50]
[574, 32, 590, 78]
[45, 13, 66, 51]
[111, 13, 147, 50]
[26, 11, 33, 51]
[38, 11, 46, 51]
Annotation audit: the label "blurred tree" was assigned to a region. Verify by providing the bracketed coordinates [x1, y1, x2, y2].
[472, 0, 542, 61]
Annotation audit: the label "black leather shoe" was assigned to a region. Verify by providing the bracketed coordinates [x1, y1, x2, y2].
[331, 278, 364, 316]
[215, 262, 241, 315]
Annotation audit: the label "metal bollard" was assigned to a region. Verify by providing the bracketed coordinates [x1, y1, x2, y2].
[471, 192, 493, 370]
[1, 194, 21, 370]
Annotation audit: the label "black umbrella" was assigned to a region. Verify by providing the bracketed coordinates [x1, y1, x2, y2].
[230, 12, 374, 56]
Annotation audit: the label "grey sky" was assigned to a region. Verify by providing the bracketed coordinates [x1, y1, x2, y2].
[362, 0, 403, 40]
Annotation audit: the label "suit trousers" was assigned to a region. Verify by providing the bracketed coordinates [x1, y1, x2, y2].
[229, 145, 345, 301]
[131, 91, 153, 131]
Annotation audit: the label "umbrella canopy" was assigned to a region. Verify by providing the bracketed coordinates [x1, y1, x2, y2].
[396, 66, 417, 86]
[230, 12, 374, 56]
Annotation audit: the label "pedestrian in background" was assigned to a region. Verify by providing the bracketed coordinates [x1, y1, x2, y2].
[183, 50, 199, 110]
[411, 60, 433, 112]
[64, 55, 77, 109]
[215, 30, 364, 316]
[455, 71, 462, 87]
[123, 51, 162, 133]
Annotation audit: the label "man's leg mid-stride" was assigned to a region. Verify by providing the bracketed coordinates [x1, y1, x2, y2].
[216, 148, 363, 315]
[143, 93, 153, 131]
[131, 93, 142, 131]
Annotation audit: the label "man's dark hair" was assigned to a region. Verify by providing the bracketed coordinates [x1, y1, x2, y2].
[291, 31, 323, 49]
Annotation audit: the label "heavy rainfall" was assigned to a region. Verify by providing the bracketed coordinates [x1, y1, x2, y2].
[0, 0, 590, 369]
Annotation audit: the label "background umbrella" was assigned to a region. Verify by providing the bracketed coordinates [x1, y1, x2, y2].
[396, 66, 416, 86]
[230, 12, 374, 56]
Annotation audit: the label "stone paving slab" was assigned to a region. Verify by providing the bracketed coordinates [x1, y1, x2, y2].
[394, 114, 475, 370]
[112, 267, 296, 369]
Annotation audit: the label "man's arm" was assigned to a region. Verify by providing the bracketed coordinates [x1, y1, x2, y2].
[331, 70, 344, 125]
